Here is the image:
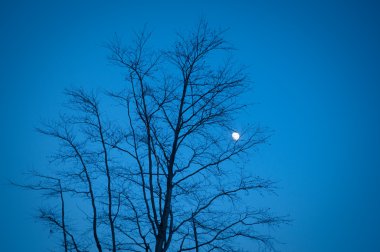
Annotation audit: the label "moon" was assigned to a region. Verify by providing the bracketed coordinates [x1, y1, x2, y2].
[231, 132, 240, 141]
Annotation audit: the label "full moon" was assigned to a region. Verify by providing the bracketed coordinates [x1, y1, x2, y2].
[231, 132, 240, 141]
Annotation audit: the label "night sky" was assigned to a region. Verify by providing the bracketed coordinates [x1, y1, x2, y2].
[1, 1, 380, 251]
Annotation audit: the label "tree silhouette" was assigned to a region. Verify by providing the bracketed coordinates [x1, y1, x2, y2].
[18, 21, 285, 252]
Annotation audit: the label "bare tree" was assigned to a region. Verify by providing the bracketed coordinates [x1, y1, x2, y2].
[18, 21, 286, 252]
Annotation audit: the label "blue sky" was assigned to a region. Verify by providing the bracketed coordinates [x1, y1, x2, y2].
[1, 0, 380, 251]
